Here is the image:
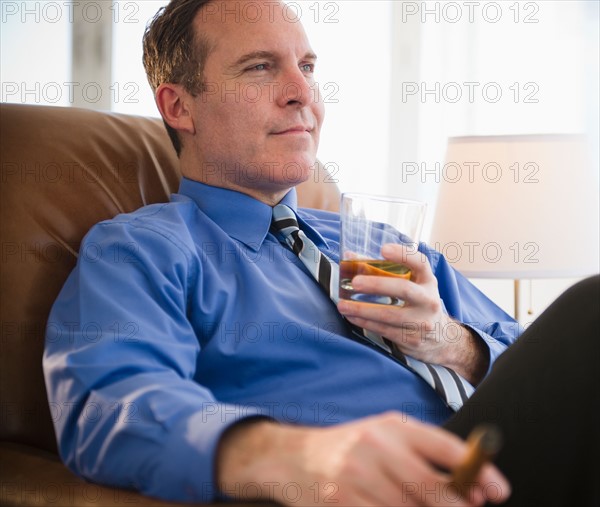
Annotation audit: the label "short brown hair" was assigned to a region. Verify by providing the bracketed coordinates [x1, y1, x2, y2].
[142, 0, 213, 156]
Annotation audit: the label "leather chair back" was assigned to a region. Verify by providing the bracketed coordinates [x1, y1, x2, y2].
[0, 103, 339, 454]
[1, 104, 182, 452]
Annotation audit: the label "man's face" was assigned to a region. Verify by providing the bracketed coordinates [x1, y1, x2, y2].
[185, 0, 325, 202]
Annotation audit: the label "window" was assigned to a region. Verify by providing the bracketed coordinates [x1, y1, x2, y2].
[1, 2, 72, 106]
[112, 0, 168, 116]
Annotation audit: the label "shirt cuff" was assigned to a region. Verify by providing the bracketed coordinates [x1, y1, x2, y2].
[146, 404, 270, 502]
[464, 324, 509, 378]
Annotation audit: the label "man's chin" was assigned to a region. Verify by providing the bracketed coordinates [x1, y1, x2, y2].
[213, 153, 316, 192]
[262, 153, 316, 185]
[281, 159, 315, 187]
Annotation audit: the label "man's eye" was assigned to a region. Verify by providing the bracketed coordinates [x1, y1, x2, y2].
[249, 63, 268, 71]
[301, 63, 315, 74]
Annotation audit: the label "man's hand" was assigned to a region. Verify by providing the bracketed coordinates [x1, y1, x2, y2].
[337, 244, 488, 385]
[216, 413, 511, 506]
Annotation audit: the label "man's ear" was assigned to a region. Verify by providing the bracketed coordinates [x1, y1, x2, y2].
[155, 84, 196, 135]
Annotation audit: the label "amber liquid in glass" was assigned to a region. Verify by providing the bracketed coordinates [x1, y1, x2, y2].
[339, 259, 411, 302]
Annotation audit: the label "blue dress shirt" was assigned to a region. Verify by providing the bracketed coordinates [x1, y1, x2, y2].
[43, 177, 521, 502]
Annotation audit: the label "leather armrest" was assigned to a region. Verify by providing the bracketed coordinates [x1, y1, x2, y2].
[0, 442, 275, 507]
[0, 442, 188, 506]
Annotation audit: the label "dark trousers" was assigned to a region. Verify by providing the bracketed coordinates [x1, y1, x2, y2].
[444, 275, 600, 507]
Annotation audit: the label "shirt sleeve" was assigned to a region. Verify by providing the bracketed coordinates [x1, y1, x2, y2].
[43, 217, 265, 503]
[422, 244, 523, 375]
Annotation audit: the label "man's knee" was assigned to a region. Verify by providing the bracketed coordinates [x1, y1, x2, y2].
[564, 274, 599, 301]
[554, 274, 599, 323]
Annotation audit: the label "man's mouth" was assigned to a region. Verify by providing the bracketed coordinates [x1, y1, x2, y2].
[272, 125, 312, 135]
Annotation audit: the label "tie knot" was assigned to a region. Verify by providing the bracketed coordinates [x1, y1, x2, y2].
[271, 204, 300, 235]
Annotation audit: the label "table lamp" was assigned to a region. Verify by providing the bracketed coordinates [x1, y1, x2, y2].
[429, 134, 599, 321]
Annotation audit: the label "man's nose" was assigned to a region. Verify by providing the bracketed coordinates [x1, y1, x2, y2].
[276, 66, 316, 108]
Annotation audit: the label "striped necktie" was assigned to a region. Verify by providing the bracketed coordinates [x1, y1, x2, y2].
[271, 204, 474, 410]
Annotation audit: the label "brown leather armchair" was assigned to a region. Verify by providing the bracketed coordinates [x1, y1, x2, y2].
[0, 103, 340, 506]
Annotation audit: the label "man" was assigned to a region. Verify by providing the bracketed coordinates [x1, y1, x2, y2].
[44, 1, 599, 506]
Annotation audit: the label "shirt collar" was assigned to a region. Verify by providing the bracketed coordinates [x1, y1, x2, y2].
[176, 177, 300, 252]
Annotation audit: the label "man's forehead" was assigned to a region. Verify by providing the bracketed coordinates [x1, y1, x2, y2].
[195, 0, 297, 30]
[194, 1, 311, 60]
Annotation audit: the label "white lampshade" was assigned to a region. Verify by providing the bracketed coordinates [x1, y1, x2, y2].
[430, 134, 599, 279]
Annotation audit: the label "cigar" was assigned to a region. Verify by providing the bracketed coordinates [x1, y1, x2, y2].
[451, 424, 503, 496]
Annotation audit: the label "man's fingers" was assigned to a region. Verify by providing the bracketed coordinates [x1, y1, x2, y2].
[405, 423, 511, 505]
[379, 417, 509, 506]
[399, 418, 470, 466]
[298, 414, 511, 507]
[351, 273, 422, 304]
[337, 296, 431, 332]
[381, 243, 434, 282]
